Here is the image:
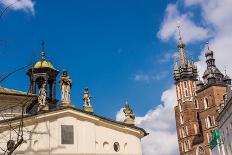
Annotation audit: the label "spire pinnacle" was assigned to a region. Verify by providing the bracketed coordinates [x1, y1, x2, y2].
[176, 23, 187, 65]
[206, 41, 210, 50]
[224, 66, 227, 75]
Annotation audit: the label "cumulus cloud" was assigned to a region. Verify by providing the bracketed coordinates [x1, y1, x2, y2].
[116, 86, 179, 155]
[0, 0, 35, 15]
[118, 0, 232, 155]
[157, 3, 209, 43]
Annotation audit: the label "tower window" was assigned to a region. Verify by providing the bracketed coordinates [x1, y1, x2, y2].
[204, 97, 209, 109]
[180, 114, 184, 124]
[177, 84, 181, 99]
[194, 99, 199, 109]
[194, 124, 198, 134]
[61, 125, 74, 144]
[183, 82, 188, 97]
[206, 116, 214, 128]
[179, 103, 183, 112]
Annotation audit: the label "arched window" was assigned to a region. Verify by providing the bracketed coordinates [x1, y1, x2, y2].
[179, 103, 183, 112]
[206, 116, 214, 128]
[183, 82, 188, 97]
[194, 124, 198, 134]
[184, 141, 190, 151]
[177, 84, 181, 99]
[124, 143, 127, 150]
[204, 97, 209, 109]
[194, 99, 199, 109]
[95, 141, 99, 150]
[180, 114, 184, 124]
[103, 142, 109, 150]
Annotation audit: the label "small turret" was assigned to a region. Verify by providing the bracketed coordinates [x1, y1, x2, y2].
[202, 43, 224, 85]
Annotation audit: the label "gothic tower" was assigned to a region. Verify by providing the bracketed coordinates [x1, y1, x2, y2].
[173, 26, 199, 155]
[27, 42, 59, 107]
[194, 45, 230, 155]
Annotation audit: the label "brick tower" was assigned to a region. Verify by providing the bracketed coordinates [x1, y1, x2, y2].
[173, 26, 198, 155]
[193, 45, 230, 155]
[173, 27, 231, 154]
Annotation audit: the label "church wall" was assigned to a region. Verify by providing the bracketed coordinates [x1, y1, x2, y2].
[0, 113, 143, 155]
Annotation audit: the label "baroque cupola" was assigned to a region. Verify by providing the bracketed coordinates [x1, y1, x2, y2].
[27, 41, 59, 106]
[202, 44, 224, 85]
[173, 25, 198, 84]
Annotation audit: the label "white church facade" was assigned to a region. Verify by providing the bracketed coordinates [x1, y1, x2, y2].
[0, 45, 147, 155]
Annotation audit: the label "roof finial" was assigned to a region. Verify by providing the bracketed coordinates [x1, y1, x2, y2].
[177, 21, 182, 41]
[224, 66, 227, 75]
[206, 41, 210, 50]
[41, 40, 45, 61]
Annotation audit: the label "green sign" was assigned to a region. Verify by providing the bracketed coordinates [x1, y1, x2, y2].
[209, 128, 221, 149]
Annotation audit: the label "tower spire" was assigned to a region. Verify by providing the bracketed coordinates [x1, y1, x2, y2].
[177, 23, 187, 66]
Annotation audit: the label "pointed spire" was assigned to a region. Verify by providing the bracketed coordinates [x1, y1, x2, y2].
[177, 23, 187, 66]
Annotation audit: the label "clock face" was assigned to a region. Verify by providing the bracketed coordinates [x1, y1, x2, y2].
[198, 146, 205, 155]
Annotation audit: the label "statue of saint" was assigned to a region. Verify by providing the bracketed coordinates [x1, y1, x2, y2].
[83, 87, 91, 107]
[59, 70, 72, 103]
[123, 101, 135, 120]
[38, 83, 47, 106]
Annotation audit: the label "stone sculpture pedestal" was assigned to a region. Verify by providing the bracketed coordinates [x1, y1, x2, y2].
[124, 118, 135, 125]
[61, 102, 75, 108]
[83, 106, 93, 113]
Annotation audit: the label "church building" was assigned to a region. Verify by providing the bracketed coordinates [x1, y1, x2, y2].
[173, 26, 230, 155]
[0, 45, 147, 155]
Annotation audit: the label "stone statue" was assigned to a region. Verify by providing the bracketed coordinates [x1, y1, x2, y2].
[59, 70, 72, 103]
[83, 87, 91, 107]
[123, 101, 135, 125]
[38, 83, 47, 106]
[83, 87, 93, 112]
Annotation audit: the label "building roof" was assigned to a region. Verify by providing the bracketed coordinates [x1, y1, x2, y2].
[0, 106, 148, 138]
[0, 87, 36, 97]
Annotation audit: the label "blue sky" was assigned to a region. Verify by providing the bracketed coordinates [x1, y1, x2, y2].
[0, 0, 178, 118]
[1, 0, 232, 155]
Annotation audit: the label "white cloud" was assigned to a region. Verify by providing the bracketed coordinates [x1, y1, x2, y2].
[134, 72, 168, 82]
[134, 74, 150, 82]
[157, 3, 209, 43]
[120, 0, 232, 155]
[116, 86, 179, 155]
[0, 0, 35, 15]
